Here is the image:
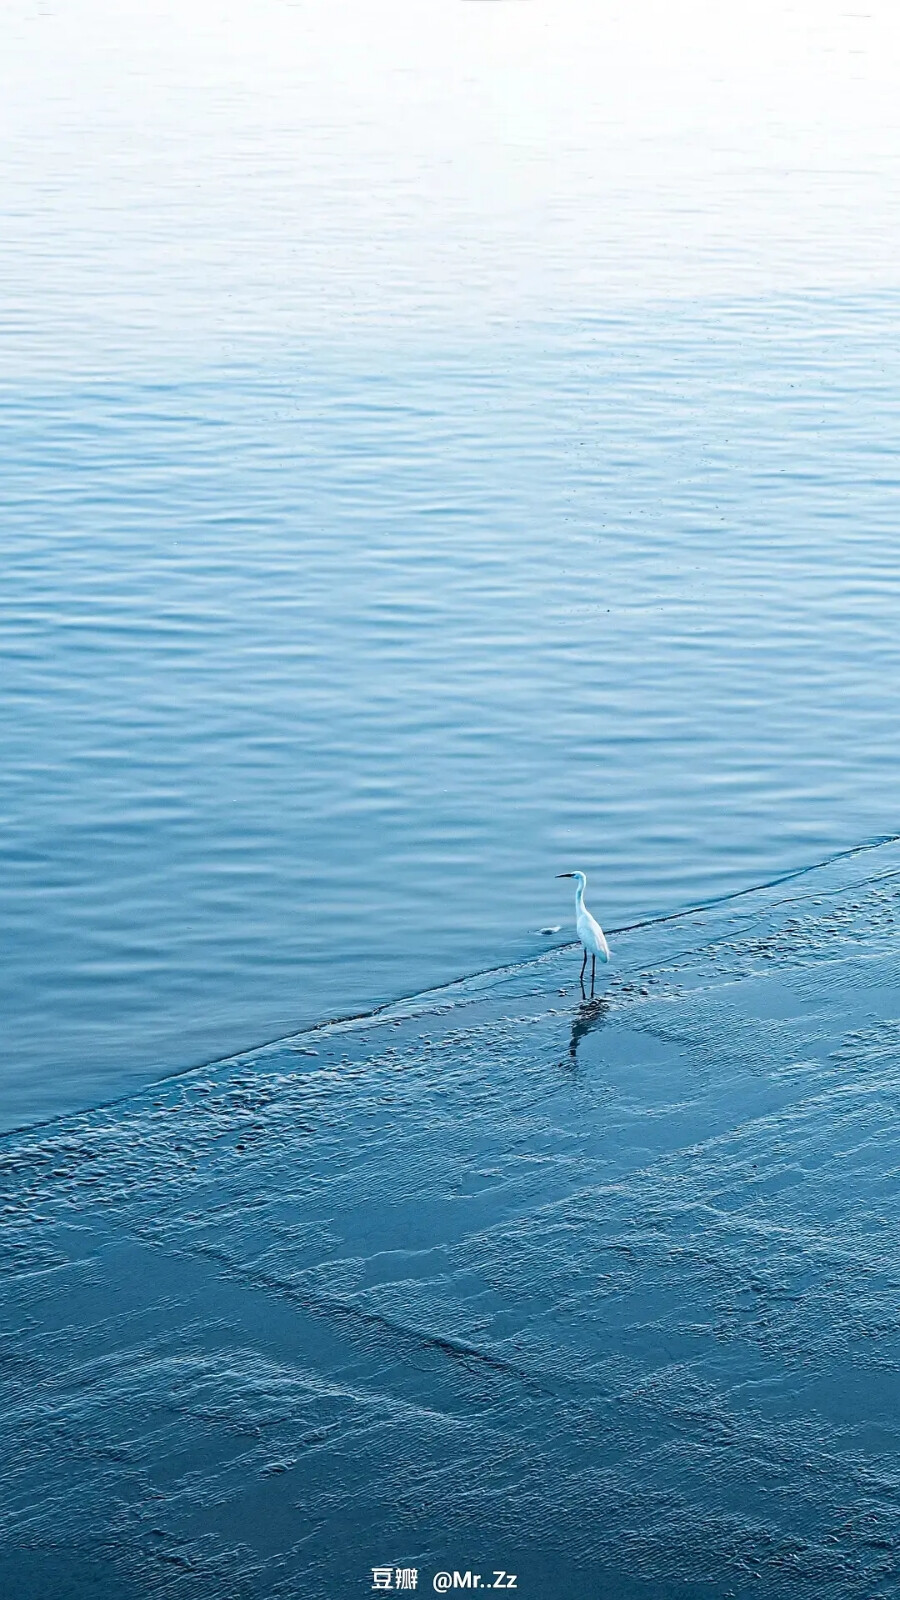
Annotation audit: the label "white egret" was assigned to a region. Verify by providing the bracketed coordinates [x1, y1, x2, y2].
[556, 870, 610, 991]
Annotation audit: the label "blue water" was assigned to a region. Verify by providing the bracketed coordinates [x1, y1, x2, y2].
[4, 302, 900, 1126]
[3, 1, 900, 1128]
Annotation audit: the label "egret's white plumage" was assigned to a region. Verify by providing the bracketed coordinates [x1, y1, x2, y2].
[556, 870, 610, 988]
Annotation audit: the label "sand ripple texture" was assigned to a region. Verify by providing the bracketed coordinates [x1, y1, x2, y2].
[2, 843, 900, 1599]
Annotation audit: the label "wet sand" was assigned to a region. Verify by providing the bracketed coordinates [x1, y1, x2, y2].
[2, 844, 900, 1598]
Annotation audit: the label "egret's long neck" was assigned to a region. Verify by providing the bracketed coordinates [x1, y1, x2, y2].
[574, 879, 585, 912]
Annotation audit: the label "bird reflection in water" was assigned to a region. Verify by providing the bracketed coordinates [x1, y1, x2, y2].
[568, 995, 611, 1063]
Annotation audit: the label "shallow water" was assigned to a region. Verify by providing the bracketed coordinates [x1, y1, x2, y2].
[3, 0, 900, 1127]
[3, 842, 900, 1596]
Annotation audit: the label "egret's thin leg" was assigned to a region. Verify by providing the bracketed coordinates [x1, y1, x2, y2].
[591, 954, 596, 994]
[580, 949, 587, 985]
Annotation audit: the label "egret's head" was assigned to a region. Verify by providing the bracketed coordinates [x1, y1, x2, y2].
[556, 870, 587, 891]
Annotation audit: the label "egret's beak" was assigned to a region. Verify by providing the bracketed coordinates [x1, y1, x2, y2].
[556, 873, 574, 879]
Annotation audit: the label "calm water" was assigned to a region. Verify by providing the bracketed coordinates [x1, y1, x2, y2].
[3, 0, 900, 1126]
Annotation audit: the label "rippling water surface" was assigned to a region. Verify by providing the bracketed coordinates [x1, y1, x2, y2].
[3, 0, 900, 1125]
